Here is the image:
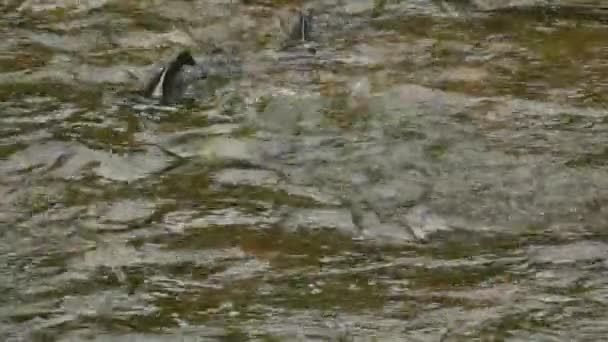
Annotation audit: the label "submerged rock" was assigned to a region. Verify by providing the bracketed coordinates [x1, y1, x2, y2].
[528, 241, 608, 264]
[404, 205, 452, 241]
[92, 199, 155, 223]
[283, 208, 359, 235]
[471, 0, 551, 11]
[170, 136, 260, 164]
[212, 168, 281, 187]
[17, 0, 111, 13]
[0, 141, 174, 182]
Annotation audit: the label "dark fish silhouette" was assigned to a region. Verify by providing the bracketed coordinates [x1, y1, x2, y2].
[144, 51, 207, 105]
[289, 9, 313, 42]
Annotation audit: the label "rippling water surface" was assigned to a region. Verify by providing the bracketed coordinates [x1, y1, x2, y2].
[2, 0, 608, 341]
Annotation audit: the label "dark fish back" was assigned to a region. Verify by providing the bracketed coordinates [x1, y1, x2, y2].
[290, 10, 313, 42]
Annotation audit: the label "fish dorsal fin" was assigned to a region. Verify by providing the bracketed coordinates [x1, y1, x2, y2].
[144, 66, 167, 98]
[152, 67, 168, 98]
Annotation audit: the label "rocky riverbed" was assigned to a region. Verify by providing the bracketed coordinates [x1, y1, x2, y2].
[1, 0, 608, 341]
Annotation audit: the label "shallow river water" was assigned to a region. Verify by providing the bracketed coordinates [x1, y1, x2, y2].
[2, 0, 608, 341]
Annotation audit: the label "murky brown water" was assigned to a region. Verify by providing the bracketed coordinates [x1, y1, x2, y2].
[2, 0, 608, 341]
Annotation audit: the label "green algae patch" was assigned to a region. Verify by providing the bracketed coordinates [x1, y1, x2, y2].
[19, 5, 82, 25]
[221, 328, 250, 342]
[0, 82, 103, 108]
[322, 94, 372, 130]
[58, 177, 153, 209]
[426, 142, 449, 160]
[54, 109, 142, 152]
[221, 185, 323, 209]
[233, 124, 257, 138]
[565, 147, 608, 168]
[0, 142, 27, 159]
[268, 273, 387, 312]
[372, 0, 387, 17]
[16, 186, 63, 214]
[0, 52, 50, 72]
[149, 280, 261, 323]
[371, 16, 438, 38]
[85, 49, 156, 67]
[520, 22, 608, 63]
[71, 126, 133, 149]
[243, 0, 305, 7]
[408, 263, 509, 290]
[154, 226, 356, 268]
[101, 2, 175, 32]
[251, 228, 357, 268]
[156, 109, 210, 133]
[154, 171, 213, 202]
[259, 335, 283, 342]
[415, 228, 555, 260]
